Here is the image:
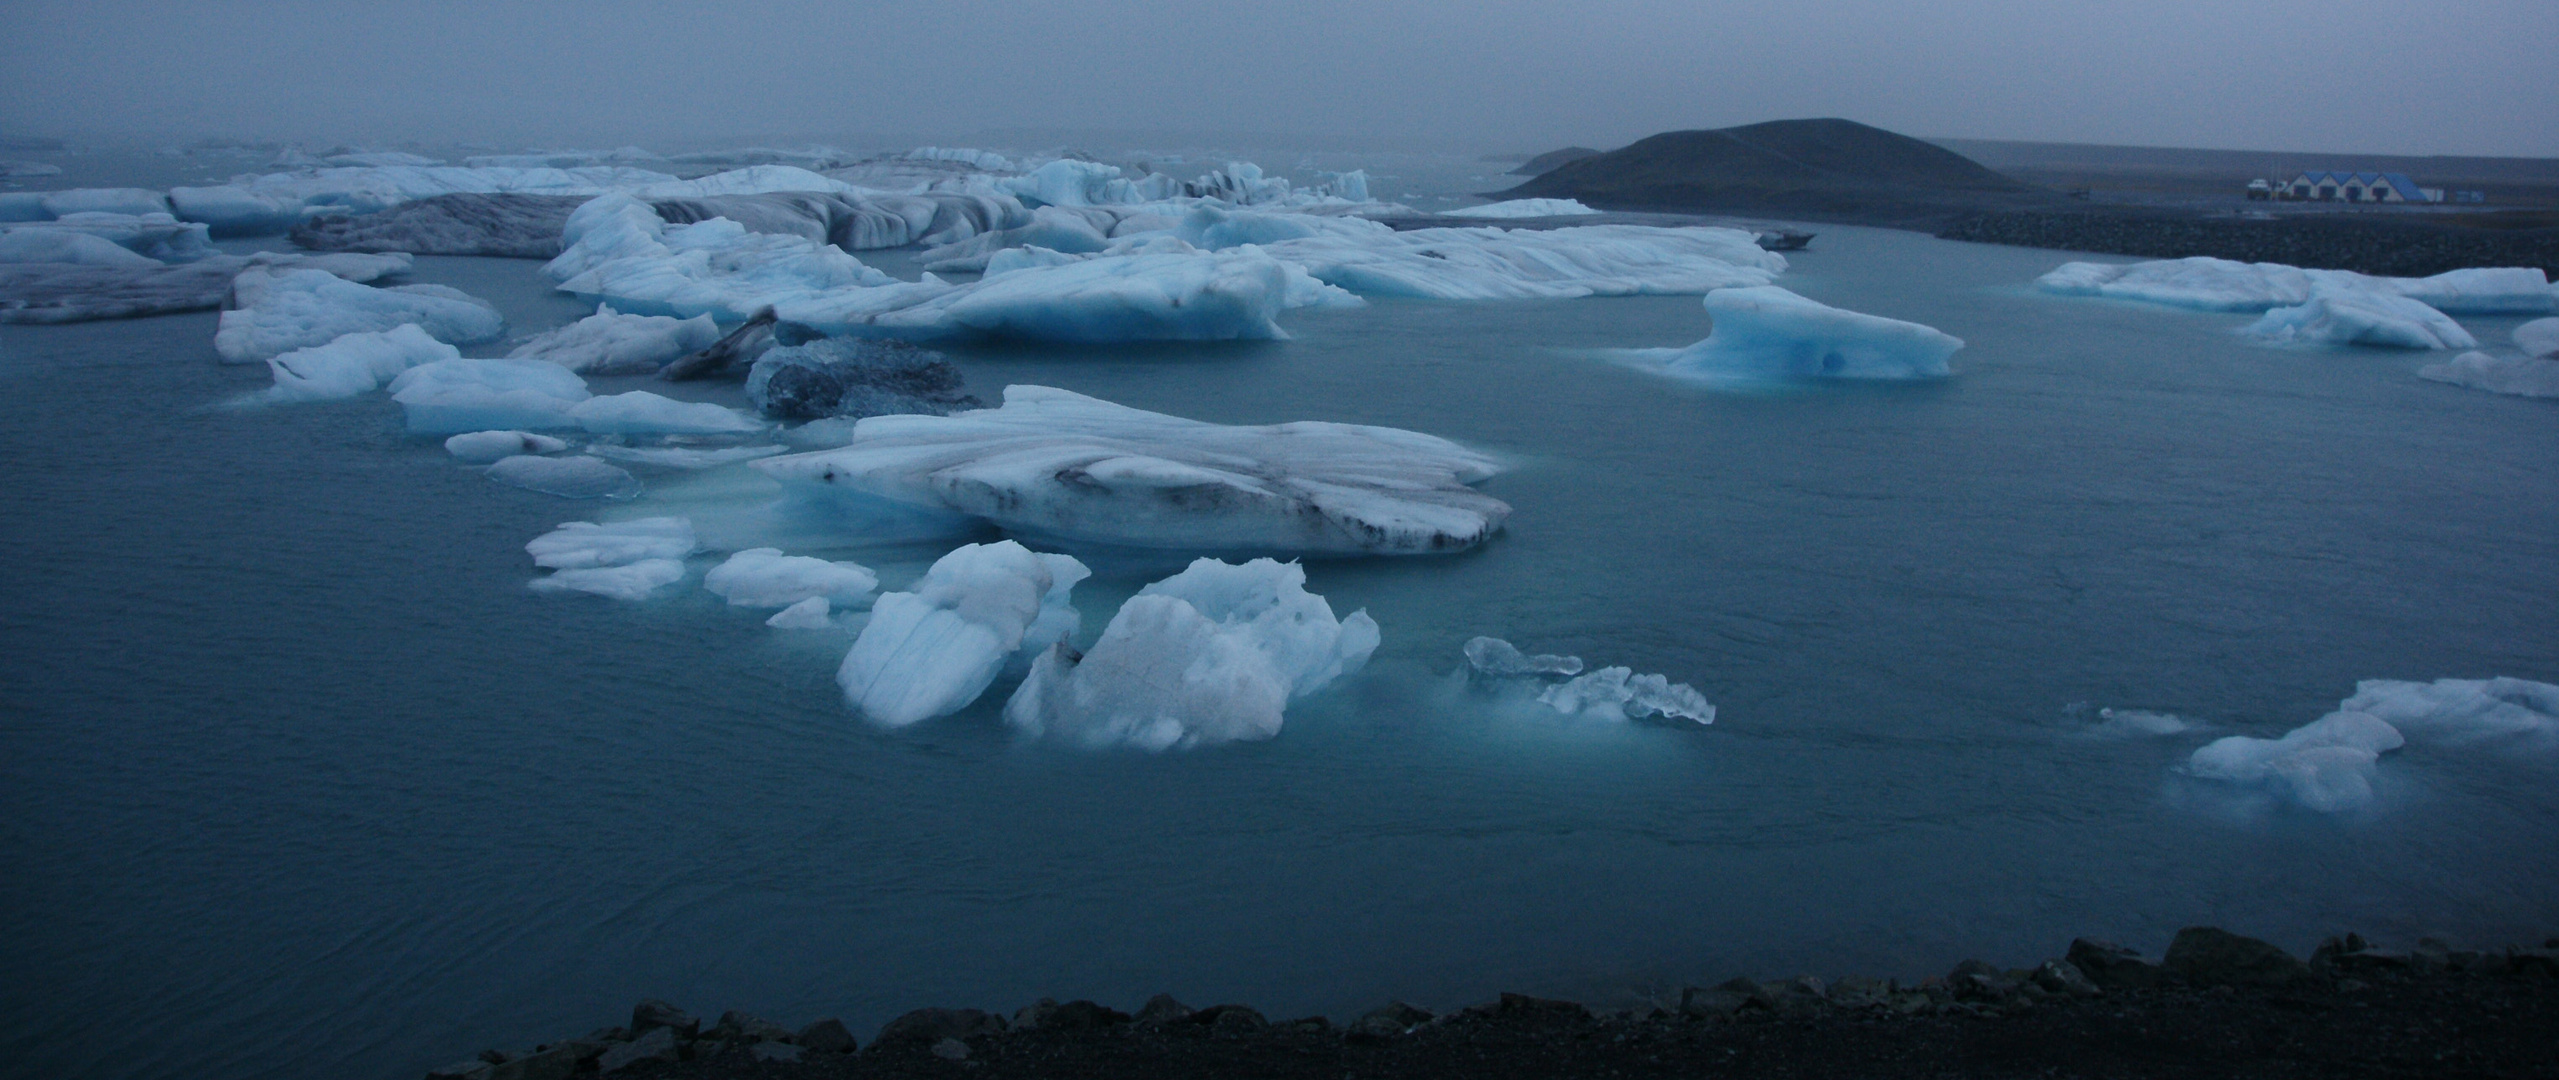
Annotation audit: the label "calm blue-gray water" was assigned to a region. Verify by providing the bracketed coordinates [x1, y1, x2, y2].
[3, 202, 2555, 1080]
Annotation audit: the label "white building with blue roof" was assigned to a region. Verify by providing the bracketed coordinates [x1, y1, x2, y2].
[2279, 170, 2445, 203]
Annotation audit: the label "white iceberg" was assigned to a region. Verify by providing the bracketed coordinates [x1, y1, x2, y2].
[214, 267, 504, 364]
[2418, 350, 2559, 398]
[168, 186, 311, 235]
[28, 188, 174, 218]
[584, 444, 784, 469]
[1441, 198, 1602, 218]
[1005, 557, 1378, 751]
[528, 558, 685, 600]
[445, 430, 571, 463]
[702, 547, 878, 608]
[1, 212, 213, 263]
[2183, 676, 2558, 812]
[506, 306, 723, 375]
[2243, 284, 2475, 349]
[567, 391, 767, 436]
[1260, 223, 1783, 300]
[486, 454, 640, 499]
[1655, 285, 1961, 381]
[388, 356, 592, 434]
[0, 229, 160, 267]
[835, 540, 1090, 727]
[0, 250, 410, 325]
[2037, 257, 2552, 315]
[2187, 710, 2407, 813]
[766, 596, 837, 629]
[873, 245, 1352, 343]
[754, 385, 1510, 556]
[171, 163, 681, 234]
[1462, 636, 1584, 678]
[262, 323, 458, 402]
[1538, 667, 1716, 724]
[526, 517, 697, 569]
[2514, 317, 2559, 359]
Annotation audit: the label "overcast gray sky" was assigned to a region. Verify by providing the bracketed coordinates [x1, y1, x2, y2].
[6, 0, 2553, 156]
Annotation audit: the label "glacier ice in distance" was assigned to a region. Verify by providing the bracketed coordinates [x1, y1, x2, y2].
[835, 541, 1089, 727]
[1461, 637, 1715, 724]
[1006, 558, 1380, 751]
[2037, 257, 2552, 315]
[753, 385, 1510, 556]
[1439, 198, 1602, 218]
[0, 251, 411, 325]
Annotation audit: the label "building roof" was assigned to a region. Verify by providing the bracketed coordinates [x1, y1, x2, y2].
[2288, 170, 2427, 199]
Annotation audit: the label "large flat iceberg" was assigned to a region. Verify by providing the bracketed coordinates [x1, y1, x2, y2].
[506, 306, 723, 375]
[2184, 676, 2557, 812]
[524, 517, 697, 598]
[835, 540, 1088, 727]
[754, 385, 1511, 556]
[2037, 257, 2552, 315]
[1005, 558, 1379, 751]
[2241, 284, 2475, 349]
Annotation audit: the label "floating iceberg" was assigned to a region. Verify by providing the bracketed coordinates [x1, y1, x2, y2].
[1459, 636, 1714, 724]
[702, 548, 878, 608]
[755, 385, 1510, 556]
[1441, 198, 1602, 218]
[168, 164, 681, 234]
[650, 190, 1025, 251]
[445, 430, 571, 463]
[1006, 558, 1379, 751]
[1539, 667, 1717, 724]
[2417, 351, 2559, 398]
[2036, 257, 2552, 315]
[2242, 285, 2475, 349]
[4, 188, 176, 219]
[1462, 636, 1584, 678]
[766, 596, 836, 629]
[743, 338, 980, 421]
[0, 251, 409, 324]
[388, 356, 592, 433]
[506, 306, 723, 375]
[2515, 317, 2559, 359]
[1, 212, 214, 263]
[1652, 285, 1962, 381]
[0, 229, 159, 267]
[527, 559, 685, 600]
[567, 391, 767, 436]
[168, 186, 311, 236]
[2183, 676, 2557, 812]
[486, 454, 640, 499]
[2188, 709, 2405, 813]
[873, 245, 1352, 343]
[262, 323, 458, 402]
[1260, 223, 1783, 300]
[290, 193, 589, 258]
[585, 444, 784, 469]
[525, 517, 696, 569]
[214, 267, 504, 363]
[835, 541, 1089, 727]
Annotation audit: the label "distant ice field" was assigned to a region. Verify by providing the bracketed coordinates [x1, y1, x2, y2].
[2, 200, 2555, 1080]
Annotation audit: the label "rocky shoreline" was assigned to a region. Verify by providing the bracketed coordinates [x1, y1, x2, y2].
[1936, 209, 2559, 278]
[426, 926, 2558, 1080]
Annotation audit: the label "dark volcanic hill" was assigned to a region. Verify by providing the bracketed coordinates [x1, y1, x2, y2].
[1506, 146, 1601, 176]
[1506, 118, 2047, 224]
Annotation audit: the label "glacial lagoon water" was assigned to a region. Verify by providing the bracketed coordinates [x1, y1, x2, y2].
[4, 197, 2557, 1080]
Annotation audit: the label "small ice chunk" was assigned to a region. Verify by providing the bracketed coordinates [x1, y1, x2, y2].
[486, 454, 640, 499]
[388, 357, 592, 434]
[2187, 710, 2406, 813]
[836, 541, 1090, 726]
[214, 267, 504, 363]
[2514, 317, 2559, 359]
[2418, 351, 2559, 399]
[567, 391, 768, 436]
[445, 430, 571, 463]
[1005, 558, 1379, 751]
[528, 558, 686, 601]
[262, 323, 458, 402]
[525, 516, 697, 569]
[1537, 667, 1716, 724]
[702, 547, 878, 608]
[507, 306, 723, 375]
[766, 596, 835, 629]
[1462, 636, 1584, 678]
[2091, 708, 2194, 737]
[2243, 284, 2476, 349]
[1440, 198, 1602, 218]
[1660, 285, 1961, 380]
[2335, 676, 2559, 744]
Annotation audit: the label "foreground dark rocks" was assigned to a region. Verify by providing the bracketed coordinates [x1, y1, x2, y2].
[426, 928, 2559, 1080]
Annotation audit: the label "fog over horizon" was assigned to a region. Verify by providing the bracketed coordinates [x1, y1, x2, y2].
[6, 0, 2555, 158]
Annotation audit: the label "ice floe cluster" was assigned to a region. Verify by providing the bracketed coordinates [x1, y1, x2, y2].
[2036, 257, 2555, 350]
[2184, 677, 2559, 812]
[1461, 637, 1716, 724]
